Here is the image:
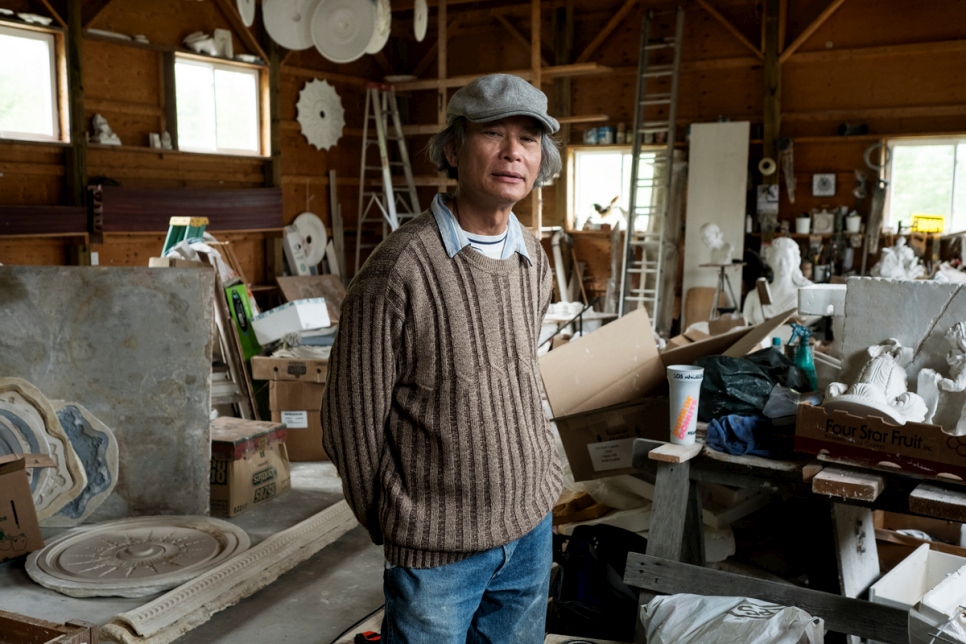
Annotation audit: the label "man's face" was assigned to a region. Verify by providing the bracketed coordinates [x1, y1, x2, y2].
[445, 116, 544, 210]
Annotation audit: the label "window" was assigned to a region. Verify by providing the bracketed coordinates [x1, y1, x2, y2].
[175, 56, 261, 155]
[0, 24, 59, 141]
[886, 138, 966, 233]
[571, 147, 658, 230]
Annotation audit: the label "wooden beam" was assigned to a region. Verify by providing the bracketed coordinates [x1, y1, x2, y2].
[162, 52, 179, 150]
[696, 0, 763, 60]
[279, 65, 368, 87]
[530, 0, 541, 234]
[211, 0, 269, 63]
[789, 37, 966, 63]
[412, 15, 464, 78]
[812, 466, 884, 502]
[31, 0, 65, 28]
[624, 555, 909, 643]
[778, 0, 787, 52]
[494, 13, 549, 67]
[393, 63, 612, 92]
[762, 0, 780, 186]
[783, 104, 966, 121]
[65, 0, 86, 207]
[437, 0, 447, 193]
[81, 0, 113, 28]
[261, 31, 281, 187]
[779, 0, 849, 64]
[574, 0, 637, 64]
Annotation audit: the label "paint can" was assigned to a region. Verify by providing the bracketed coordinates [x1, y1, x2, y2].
[667, 365, 704, 446]
[598, 126, 615, 145]
[583, 128, 599, 144]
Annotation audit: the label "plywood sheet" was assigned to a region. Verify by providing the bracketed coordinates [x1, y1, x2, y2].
[276, 275, 346, 324]
[681, 122, 750, 303]
[0, 266, 214, 519]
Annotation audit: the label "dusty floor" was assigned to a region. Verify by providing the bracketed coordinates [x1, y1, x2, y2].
[0, 462, 386, 643]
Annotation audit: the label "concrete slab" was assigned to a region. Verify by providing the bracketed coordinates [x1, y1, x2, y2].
[0, 266, 214, 518]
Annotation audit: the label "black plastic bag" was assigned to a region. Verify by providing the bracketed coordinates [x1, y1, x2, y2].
[694, 348, 808, 422]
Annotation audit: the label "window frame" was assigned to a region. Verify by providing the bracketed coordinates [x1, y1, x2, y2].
[566, 144, 663, 231]
[172, 52, 267, 158]
[884, 135, 966, 233]
[0, 21, 64, 143]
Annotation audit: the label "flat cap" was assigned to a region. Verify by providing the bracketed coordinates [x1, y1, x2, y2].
[446, 73, 560, 134]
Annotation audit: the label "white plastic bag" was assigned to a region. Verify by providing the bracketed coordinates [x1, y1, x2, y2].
[642, 593, 824, 644]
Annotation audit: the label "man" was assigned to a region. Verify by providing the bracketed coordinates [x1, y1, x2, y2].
[322, 73, 563, 642]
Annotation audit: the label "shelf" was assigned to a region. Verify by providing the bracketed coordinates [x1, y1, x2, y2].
[87, 143, 269, 162]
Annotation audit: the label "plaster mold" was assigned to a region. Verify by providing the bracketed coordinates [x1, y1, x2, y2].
[0, 378, 86, 520]
[42, 401, 119, 527]
[918, 322, 966, 434]
[0, 408, 49, 494]
[0, 266, 214, 518]
[842, 278, 966, 434]
[824, 339, 928, 424]
[25, 516, 250, 598]
[100, 501, 356, 643]
[870, 237, 925, 280]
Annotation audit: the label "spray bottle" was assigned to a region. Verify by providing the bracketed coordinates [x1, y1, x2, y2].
[789, 323, 818, 392]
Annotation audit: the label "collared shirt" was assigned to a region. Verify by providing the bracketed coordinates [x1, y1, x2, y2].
[430, 193, 532, 265]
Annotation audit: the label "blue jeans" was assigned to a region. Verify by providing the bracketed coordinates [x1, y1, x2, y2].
[381, 514, 552, 643]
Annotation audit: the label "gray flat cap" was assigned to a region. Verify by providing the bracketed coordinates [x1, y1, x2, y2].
[446, 74, 560, 134]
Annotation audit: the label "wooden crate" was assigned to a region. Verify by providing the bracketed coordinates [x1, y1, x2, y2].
[0, 610, 97, 644]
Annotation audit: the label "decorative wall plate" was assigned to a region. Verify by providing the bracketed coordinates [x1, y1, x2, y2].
[237, 0, 256, 28]
[293, 212, 328, 265]
[414, 0, 428, 42]
[365, 0, 391, 54]
[42, 401, 119, 528]
[263, 0, 321, 51]
[26, 516, 250, 598]
[0, 378, 85, 521]
[311, 0, 375, 64]
[296, 79, 345, 150]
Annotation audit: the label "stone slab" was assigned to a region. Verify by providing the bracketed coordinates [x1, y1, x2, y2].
[841, 277, 966, 433]
[0, 266, 214, 519]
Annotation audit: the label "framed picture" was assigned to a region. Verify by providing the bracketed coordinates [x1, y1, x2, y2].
[812, 173, 836, 197]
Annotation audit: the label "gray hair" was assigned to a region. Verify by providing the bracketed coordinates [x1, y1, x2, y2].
[427, 116, 563, 188]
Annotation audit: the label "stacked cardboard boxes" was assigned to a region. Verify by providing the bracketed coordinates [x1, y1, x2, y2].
[251, 356, 328, 461]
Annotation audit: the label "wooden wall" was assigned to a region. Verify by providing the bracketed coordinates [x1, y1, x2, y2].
[2, 0, 965, 305]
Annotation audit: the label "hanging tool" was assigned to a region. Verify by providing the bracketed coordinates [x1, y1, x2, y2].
[618, 5, 685, 330]
[355, 82, 421, 275]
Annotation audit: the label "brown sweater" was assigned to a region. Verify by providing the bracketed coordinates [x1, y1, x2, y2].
[322, 211, 562, 568]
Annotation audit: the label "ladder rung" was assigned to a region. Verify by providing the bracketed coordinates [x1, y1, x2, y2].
[642, 65, 674, 77]
[644, 42, 675, 51]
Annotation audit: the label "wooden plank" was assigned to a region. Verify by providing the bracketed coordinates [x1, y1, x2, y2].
[812, 466, 885, 502]
[33, 0, 66, 29]
[909, 483, 966, 523]
[624, 554, 908, 643]
[162, 52, 178, 150]
[81, 0, 114, 27]
[211, 0, 268, 62]
[779, 0, 849, 64]
[803, 460, 824, 482]
[696, 0, 764, 60]
[574, 0, 637, 64]
[787, 37, 966, 64]
[275, 275, 346, 324]
[831, 504, 879, 599]
[393, 63, 611, 92]
[0, 205, 87, 235]
[648, 442, 702, 464]
[66, 0, 86, 206]
[278, 65, 368, 87]
[644, 461, 692, 561]
[494, 13, 548, 67]
[875, 528, 966, 558]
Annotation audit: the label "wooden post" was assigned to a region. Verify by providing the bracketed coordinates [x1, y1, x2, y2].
[762, 0, 781, 189]
[437, 0, 448, 195]
[530, 0, 542, 235]
[262, 33, 281, 188]
[65, 0, 86, 206]
[163, 52, 179, 150]
[553, 1, 573, 230]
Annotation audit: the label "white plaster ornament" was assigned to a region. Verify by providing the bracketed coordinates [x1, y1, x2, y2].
[870, 237, 925, 281]
[700, 222, 734, 265]
[310, 0, 376, 64]
[0, 378, 86, 520]
[297, 79, 345, 150]
[824, 339, 928, 425]
[414, 0, 428, 42]
[365, 0, 392, 55]
[237, 0, 256, 27]
[918, 322, 966, 434]
[742, 237, 813, 325]
[263, 0, 319, 51]
[26, 516, 250, 598]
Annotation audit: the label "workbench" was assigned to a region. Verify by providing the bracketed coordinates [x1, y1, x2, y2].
[622, 439, 966, 643]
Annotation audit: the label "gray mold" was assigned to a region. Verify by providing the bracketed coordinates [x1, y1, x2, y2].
[0, 267, 214, 518]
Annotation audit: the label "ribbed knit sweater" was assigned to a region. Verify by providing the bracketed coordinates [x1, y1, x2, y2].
[322, 210, 562, 568]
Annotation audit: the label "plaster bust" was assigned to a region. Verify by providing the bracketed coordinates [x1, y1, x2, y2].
[741, 237, 812, 324]
[90, 113, 121, 146]
[700, 222, 733, 264]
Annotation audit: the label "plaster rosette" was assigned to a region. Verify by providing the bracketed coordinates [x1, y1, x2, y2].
[26, 516, 250, 598]
[296, 79, 345, 150]
[42, 401, 120, 528]
[0, 378, 86, 520]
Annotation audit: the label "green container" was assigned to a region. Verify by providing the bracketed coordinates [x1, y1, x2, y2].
[225, 284, 262, 360]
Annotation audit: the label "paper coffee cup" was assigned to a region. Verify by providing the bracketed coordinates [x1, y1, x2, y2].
[667, 365, 704, 446]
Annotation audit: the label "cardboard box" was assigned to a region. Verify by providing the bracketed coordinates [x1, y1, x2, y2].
[0, 454, 54, 563]
[795, 403, 966, 481]
[225, 284, 262, 360]
[210, 417, 291, 517]
[148, 257, 209, 268]
[540, 307, 794, 481]
[251, 355, 328, 383]
[252, 298, 331, 345]
[269, 380, 328, 461]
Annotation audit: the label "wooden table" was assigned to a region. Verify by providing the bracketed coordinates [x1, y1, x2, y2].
[622, 439, 966, 643]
